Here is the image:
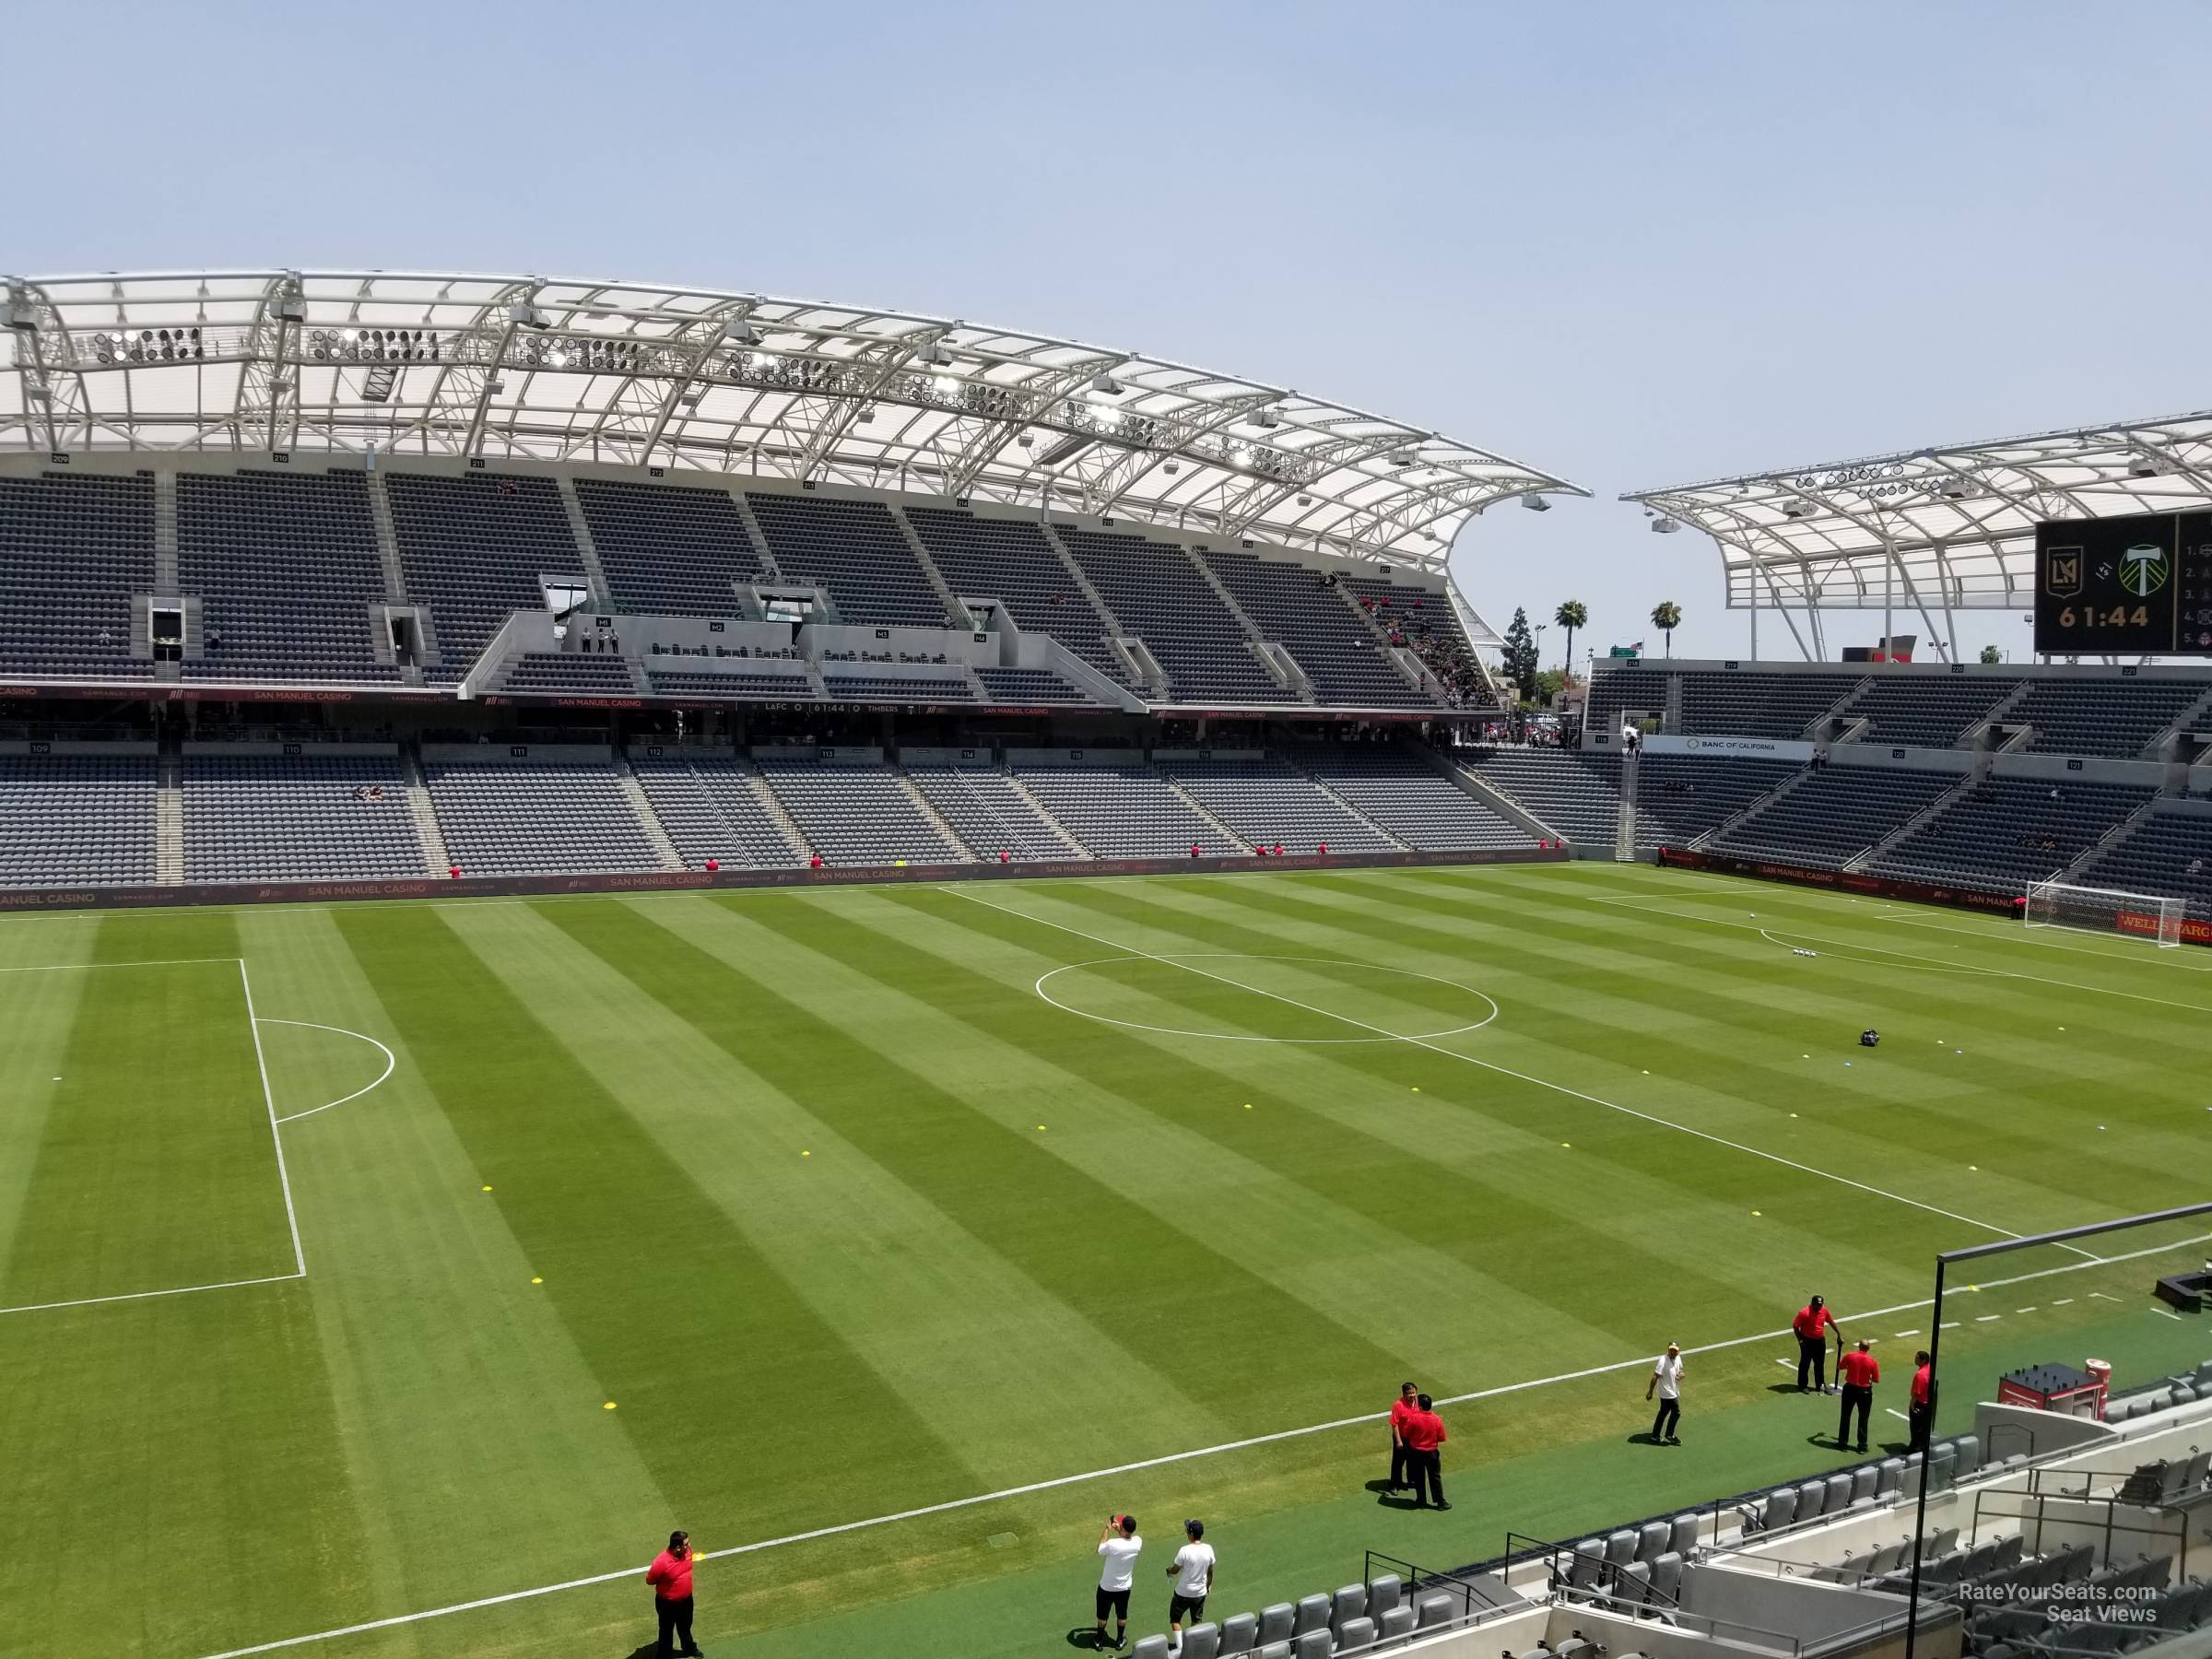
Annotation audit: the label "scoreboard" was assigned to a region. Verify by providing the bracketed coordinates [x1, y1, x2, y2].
[2033, 510, 2212, 655]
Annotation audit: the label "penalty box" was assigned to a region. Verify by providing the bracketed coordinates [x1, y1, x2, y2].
[0, 957, 302, 1315]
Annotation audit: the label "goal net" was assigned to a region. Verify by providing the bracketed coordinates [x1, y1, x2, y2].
[2023, 878, 2185, 947]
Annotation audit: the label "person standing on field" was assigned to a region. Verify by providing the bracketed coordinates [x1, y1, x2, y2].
[644, 1530, 702, 1658]
[1166, 1519, 1216, 1647]
[1645, 1341, 1685, 1444]
[1094, 1513, 1142, 1649]
[1908, 1351, 1936, 1453]
[1403, 1394, 1450, 1510]
[1387, 1381, 1419, 1491]
[1794, 1295, 1840, 1393]
[1837, 1340, 1880, 1454]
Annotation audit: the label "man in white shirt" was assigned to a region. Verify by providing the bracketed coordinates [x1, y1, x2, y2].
[1645, 1341, 1685, 1444]
[1165, 1519, 1216, 1647]
[1093, 1514, 1142, 1649]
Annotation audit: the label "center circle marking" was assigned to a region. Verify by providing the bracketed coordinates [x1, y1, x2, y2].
[1033, 952, 1499, 1044]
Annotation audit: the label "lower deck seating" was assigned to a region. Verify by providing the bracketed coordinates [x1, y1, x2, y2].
[0, 753, 158, 887]
[1632, 756, 1796, 847]
[1869, 777, 2156, 894]
[646, 669, 816, 700]
[425, 759, 663, 875]
[2073, 805, 2212, 921]
[1706, 766, 1959, 867]
[755, 759, 964, 865]
[1290, 747, 1534, 851]
[1012, 764, 1239, 858]
[904, 765, 1079, 861]
[182, 753, 425, 882]
[820, 674, 975, 703]
[628, 755, 801, 869]
[1156, 758, 1395, 853]
[1454, 748, 1621, 844]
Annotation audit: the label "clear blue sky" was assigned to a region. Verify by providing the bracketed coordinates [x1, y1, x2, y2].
[10, 1, 2209, 665]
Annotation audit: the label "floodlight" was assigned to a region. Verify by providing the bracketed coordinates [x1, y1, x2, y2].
[1650, 515, 1680, 534]
[2128, 453, 2176, 478]
[274, 297, 306, 324]
[1781, 498, 1815, 519]
[932, 374, 959, 398]
[1520, 493, 1551, 512]
[547, 346, 570, 369]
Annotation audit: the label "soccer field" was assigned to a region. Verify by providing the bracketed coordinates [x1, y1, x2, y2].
[2, 862, 2206, 1659]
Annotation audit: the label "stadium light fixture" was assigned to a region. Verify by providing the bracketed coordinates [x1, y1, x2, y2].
[2128, 453, 2178, 478]
[914, 338, 949, 367]
[508, 302, 550, 330]
[1520, 493, 1551, 512]
[1252, 406, 1280, 429]
[1936, 477, 1971, 500]
[1387, 449, 1417, 467]
[1781, 498, 1816, 519]
[932, 374, 960, 398]
[722, 319, 759, 347]
[1089, 373, 1125, 396]
[1650, 515, 1680, 534]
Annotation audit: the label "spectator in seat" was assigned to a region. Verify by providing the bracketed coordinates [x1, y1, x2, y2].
[1190, 843, 1201, 858]
[809, 853, 823, 870]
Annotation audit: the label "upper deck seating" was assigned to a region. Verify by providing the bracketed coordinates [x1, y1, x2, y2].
[0, 472, 157, 680]
[1829, 676, 2017, 748]
[1705, 766, 1959, 867]
[746, 494, 947, 628]
[577, 478, 765, 616]
[1202, 551, 1432, 707]
[1057, 527, 1294, 705]
[905, 507, 1128, 687]
[385, 473, 584, 684]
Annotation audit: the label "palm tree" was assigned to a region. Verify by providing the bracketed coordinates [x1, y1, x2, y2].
[1651, 600, 1682, 658]
[1553, 599, 1588, 677]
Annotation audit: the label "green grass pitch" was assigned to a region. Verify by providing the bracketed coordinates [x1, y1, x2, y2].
[1, 862, 2206, 1659]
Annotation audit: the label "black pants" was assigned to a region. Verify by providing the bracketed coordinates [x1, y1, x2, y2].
[1652, 1396, 1680, 1441]
[1838, 1385, 1872, 1451]
[1408, 1447, 1445, 1506]
[1908, 1403, 1933, 1454]
[655, 1594, 696, 1656]
[1797, 1336, 1829, 1391]
[1390, 1439, 1411, 1490]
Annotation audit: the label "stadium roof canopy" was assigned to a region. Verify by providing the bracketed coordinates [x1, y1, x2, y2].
[0, 268, 1583, 571]
[1623, 409, 2212, 653]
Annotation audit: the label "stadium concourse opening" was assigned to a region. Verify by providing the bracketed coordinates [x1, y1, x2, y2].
[2, 269, 2211, 1659]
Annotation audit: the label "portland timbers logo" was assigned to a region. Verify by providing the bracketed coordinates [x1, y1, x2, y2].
[2120, 542, 2170, 597]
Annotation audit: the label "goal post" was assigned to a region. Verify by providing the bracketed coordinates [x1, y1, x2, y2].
[2023, 878, 2185, 947]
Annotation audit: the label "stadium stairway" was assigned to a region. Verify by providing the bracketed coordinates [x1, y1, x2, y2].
[403, 750, 451, 873]
[1415, 743, 1559, 843]
[1687, 765, 1812, 850]
[617, 760, 686, 870]
[1841, 770, 1978, 872]
[1157, 768, 1255, 852]
[1275, 749, 1413, 850]
[156, 755, 183, 885]
[894, 766, 979, 859]
[2053, 791, 2166, 883]
[1001, 768, 1090, 857]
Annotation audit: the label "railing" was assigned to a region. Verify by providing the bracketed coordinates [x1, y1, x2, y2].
[1969, 1486, 2193, 1583]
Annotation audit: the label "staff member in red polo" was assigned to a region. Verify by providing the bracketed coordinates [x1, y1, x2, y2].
[1835, 1340, 1879, 1454]
[1908, 1350, 1935, 1453]
[644, 1530, 703, 1657]
[1793, 1294, 1840, 1394]
[1386, 1382, 1419, 1492]
[1403, 1393, 1450, 1510]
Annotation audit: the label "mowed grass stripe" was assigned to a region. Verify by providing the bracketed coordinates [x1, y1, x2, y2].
[857, 884, 1784, 1362]
[542, 892, 1418, 1422]
[448, 898, 1215, 1486]
[1192, 872, 2196, 1230]
[235, 905, 677, 1646]
[0, 953, 89, 1288]
[1014, 878, 1959, 1289]
[0, 908, 373, 1657]
[332, 903, 980, 1540]
[1, 934, 286, 1308]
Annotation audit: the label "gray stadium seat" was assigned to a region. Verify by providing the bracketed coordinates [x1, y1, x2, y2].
[1877, 1457, 1906, 1500]
[1605, 1529, 1638, 1568]
[1794, 1479, 1826, 1521]
[1761, 1488, 1795, 1530]
[1328, 1584, 1365, 1638]
[1378, 1606, 1416, 1640]
[1131, 1638, 1171, 1659]
[1824, 1471, 1853, 1512]
[1637, 1520, 1670, 1563]
[1668, 1512, 1700, 1558]
[1364, 1574, 1400, 1622]
[1256, 1644, 1290, 1659]
[1182, 1624, 1219, 1659]
[1332, 1616, 1372, 1653]
[1414, 1594, 1453, 1630]
[1290, 1630, 1330, 1659]
[1257, 1604, 1294, 1646]
[1651, 1551, 1684, 1603]
[1291, 1593, 1330, 1637]
[1218, 1612, 1257, 1654]
[1570, 1538, 1605, 1588]
[1850, 1465, 1877, 1506]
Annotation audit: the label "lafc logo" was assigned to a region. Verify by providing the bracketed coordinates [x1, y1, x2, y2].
[2120, 542, 2170, 597]
[2044, 549, 2081, 598]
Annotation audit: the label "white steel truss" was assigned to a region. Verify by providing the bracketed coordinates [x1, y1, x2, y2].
[0, 269, 1584, 571]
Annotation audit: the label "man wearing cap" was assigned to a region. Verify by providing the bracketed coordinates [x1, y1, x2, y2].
[1165, 1518, 1216, 1648]
[1386, 1382, 1419, 1492]
[1908, 1351, 1935, 1453]
[1836, 1340, 1880, 1453]
[1793, 1295, 1840, 1393]
[1094, 1513, 1142, 1649]
[1645, 1342, 1685, 1444]
[1402, 1394, 1450, 1510]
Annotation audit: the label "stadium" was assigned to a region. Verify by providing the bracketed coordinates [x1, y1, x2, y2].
[3, 266, 2212, 1659]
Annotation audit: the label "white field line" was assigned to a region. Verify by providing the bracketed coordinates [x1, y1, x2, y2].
[1585, 894, 2212, 1018]
[1867, 907, 2212, 973]
[193, 1232, 2198, 1659]
[260, 1019, 397, 1124]
[0, 1270, 303, 1318]
[2154, 1307, 2187, 1322]
[944, 885, 2077, 1254]
[0, 956, 245, 973]
[1887, 1407, 1912, 1421]
[239, 960, 307, 1277]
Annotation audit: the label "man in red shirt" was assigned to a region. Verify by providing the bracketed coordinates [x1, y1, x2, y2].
[1386, 1382, 1419, 1492]
[644, 1530, 702, 1657]
[1403, 1394, 1450, 1510]
[1836, 1340, 1880, 1453]
[1909, 1351, 1935, 1454]
[1793, 1295, 1840, 1393]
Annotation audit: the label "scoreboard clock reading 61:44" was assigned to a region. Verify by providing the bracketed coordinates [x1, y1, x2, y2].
[2034, 510, 2212, 654]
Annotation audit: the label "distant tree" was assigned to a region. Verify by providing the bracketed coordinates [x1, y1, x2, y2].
[1651, 600, 1683, 658]
[1500, 607, 1539, 703]
[1979, 643, 2003, 665]
[1553, 599, 1589, 674]
[1535, 666, 1571, 705]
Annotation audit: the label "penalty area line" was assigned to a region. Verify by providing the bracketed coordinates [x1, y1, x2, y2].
[192, 1232, 2189, 1659]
